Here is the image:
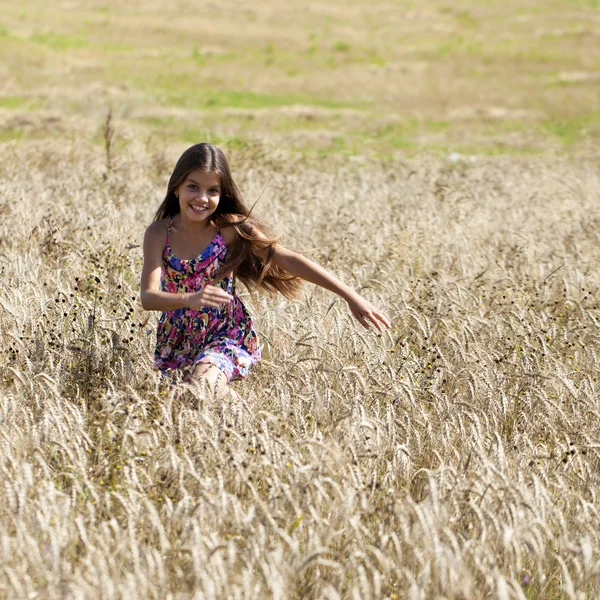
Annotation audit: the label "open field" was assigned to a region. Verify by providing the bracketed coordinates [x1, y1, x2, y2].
[0, 0, 599, 156]
[2, 142, 600, 598]
[2, 0, 600, 599]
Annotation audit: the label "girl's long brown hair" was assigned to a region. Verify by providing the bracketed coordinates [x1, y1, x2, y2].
[154, 143, 302, 298]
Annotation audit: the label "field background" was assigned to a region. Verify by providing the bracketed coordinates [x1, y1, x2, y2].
[1, 0, 600, 156]
[1, 0, 600, 599]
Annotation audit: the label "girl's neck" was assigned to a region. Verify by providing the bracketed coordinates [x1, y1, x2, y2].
[174, 213, 215, 235]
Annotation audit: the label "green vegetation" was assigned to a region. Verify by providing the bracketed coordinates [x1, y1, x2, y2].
[332, 40, 351, 52]
[542, 112, 600, 145]
[0, 96, 25, 109]
[146, 85, 369, 112]
[101, 42, 133, 52]
[29, 31, 88, 49]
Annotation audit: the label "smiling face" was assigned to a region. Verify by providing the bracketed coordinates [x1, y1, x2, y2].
[175, 170, 221, 226]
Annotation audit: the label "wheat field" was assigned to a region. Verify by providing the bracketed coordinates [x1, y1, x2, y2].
[1, 140, 600, 599]
[2, 0, 600, 598]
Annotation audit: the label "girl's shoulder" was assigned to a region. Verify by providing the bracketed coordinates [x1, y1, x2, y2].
[145, 218, 169, 238]
[143, 218, 169, 253]
[219, 224, 237, 247]
[217, 219, 270, 247]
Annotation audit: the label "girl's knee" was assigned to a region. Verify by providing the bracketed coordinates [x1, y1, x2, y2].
[192, 363, 230, 397]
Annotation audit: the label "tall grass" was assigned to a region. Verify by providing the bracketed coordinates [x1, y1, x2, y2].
[1, 140, 600, 598]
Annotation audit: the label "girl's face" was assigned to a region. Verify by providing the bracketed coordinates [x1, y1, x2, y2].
[175, 170, 221, 225]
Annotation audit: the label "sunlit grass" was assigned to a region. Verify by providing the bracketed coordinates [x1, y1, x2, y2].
[1, 0, 600, 593]
[29, 31, 88, 49]
[1, 140, 600, 597]
[0, 96, 26, 109]
[0, 0, 598, 156]
[541, 112, 600, 145]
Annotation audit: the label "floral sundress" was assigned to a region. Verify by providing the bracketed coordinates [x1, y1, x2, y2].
[154, 217, 261, 381]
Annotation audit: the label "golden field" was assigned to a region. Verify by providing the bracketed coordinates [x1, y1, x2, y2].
[1, 1, 600, 598]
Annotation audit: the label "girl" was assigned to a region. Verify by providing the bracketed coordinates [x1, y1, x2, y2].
[140, 143, 391, 398]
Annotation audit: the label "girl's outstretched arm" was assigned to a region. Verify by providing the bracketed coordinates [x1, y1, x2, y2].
[270, 245, 391, 332]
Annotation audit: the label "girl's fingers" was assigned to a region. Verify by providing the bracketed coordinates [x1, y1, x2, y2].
[358, 315, 370, 329]
[209, 293, 232, 302]
[375, 311, 392, 328]
[365, 309, 391, 329]
[206, 286, 231, 297]
[189, 286, 233, 309]
[207, 300, 228, 308]
[366, 313, 383, 332]
[357, 309, 391, 332]
[207, 298, 231, 306]
[356, 311, 375, 330]
[204, 286, 232, 302]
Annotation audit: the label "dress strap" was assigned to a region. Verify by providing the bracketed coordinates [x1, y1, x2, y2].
[162, 216, 173, 257]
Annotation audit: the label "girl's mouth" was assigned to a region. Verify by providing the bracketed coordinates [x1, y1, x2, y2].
[190, 204, 208, 213]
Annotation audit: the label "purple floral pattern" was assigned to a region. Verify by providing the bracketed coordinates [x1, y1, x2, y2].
[154, 218, 261, 381]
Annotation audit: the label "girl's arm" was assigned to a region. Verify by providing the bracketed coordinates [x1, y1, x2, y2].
[271, 245, 391, 332]
[140, 221, 233, 311]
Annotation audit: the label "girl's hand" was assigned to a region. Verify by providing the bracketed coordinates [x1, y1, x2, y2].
[187, 285, 233, 310]
[346, 294, 392, 332]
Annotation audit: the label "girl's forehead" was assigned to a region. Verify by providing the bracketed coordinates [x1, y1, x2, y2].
[186, 169, 221, 185]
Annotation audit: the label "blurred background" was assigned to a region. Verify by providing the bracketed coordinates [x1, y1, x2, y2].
[1, 0, 599, 159]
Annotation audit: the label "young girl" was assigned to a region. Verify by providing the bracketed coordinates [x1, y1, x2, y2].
[140, 143, 391, 397]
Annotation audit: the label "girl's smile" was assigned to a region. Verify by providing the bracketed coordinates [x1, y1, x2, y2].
[175, 170, 221, 225]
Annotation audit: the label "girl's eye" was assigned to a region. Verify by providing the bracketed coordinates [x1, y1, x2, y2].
[188, 185, 197, 190]
[210, 189, 219, 194]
